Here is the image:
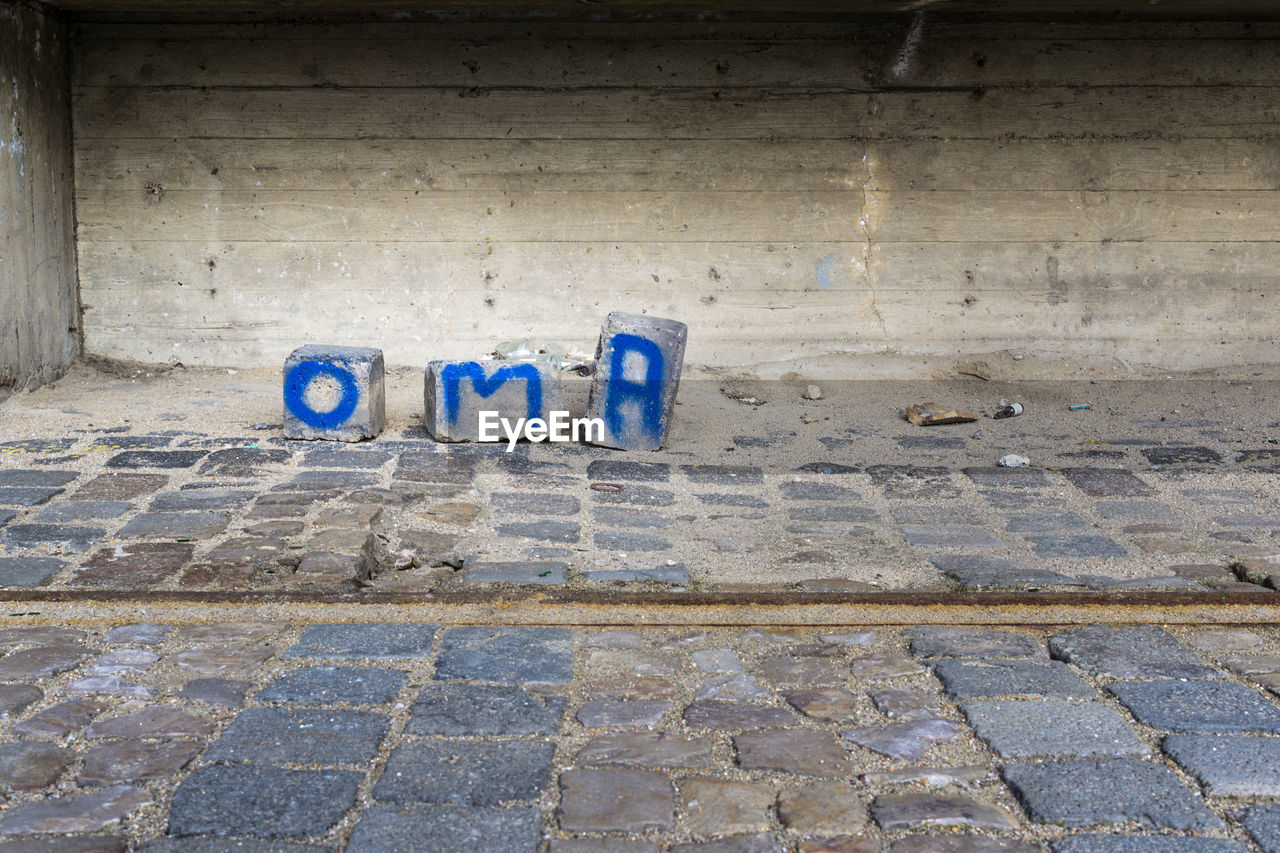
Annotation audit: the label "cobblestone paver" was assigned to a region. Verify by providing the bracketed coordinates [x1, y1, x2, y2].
[0, 621, 1269, 849]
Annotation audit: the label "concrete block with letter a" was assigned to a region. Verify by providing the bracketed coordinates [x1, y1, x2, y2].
[585, 312, 687, 451]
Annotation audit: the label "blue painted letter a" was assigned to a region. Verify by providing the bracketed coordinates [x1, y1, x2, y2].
[603, 333, 665, 443]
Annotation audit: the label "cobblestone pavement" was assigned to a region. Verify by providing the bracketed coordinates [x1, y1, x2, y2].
[3, 369, 1280, 848]
[0, 620, 1274, 850]
[0, 417, 1279, 595]
[3, 369, 1280, 595]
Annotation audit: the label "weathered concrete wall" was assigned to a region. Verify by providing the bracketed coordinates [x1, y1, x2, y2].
[71, 16, 1280, 378]
[1, 2, 78, 396]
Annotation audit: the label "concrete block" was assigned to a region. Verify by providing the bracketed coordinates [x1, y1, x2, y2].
[283, 345, 385, 442]
[585, 312, 687, 451]
[424, 360, 563, 442]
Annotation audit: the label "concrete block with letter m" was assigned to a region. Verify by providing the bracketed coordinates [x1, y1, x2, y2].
[425, 360, 563, 442]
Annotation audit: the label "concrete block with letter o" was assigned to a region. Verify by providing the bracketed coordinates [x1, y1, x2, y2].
[283, 345, 385, 441]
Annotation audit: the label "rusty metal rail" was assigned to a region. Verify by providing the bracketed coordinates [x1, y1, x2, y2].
[0, 588, 1276, 627]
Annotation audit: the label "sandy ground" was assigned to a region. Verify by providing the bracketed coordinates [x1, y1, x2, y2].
[4, 361, 1278, 462]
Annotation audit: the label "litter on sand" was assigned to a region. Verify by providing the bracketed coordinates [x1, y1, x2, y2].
[492, 339, 594, 374]
[994, 401, 1024, 419]
[906, 402, 979, 426]
[1069, 404, 1091, 411]
[998, 453, 1031, 468]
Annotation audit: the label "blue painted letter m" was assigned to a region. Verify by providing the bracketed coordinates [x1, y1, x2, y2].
[441, 362, 543, 426]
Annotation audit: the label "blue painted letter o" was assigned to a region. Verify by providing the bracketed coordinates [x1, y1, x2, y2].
[284, 360, 359, 429]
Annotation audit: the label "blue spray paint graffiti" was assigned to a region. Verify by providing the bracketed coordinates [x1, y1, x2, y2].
[441, 362, 543, 426]
[603, 333, 665, 442]
[815, 251, 846, 291]
[283, 359, 360, 430]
